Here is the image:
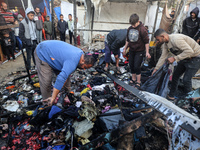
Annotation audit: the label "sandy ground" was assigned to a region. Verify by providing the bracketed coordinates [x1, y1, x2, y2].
[0, 55, 27, 82]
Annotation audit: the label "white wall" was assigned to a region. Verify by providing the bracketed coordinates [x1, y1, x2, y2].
[92, 2, 148, 37]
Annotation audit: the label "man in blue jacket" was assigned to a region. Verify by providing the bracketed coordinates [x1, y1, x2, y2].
[34, 40, 95, 106]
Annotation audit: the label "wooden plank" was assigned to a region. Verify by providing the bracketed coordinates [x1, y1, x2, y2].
[0, 24, 19, 30]
[0, 44, 4, 62]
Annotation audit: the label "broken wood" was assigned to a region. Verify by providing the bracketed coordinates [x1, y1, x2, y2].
[79, 110, 163, 150]
[0, 24, 18, 30]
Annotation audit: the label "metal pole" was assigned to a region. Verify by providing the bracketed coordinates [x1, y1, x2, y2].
[91, 6, 95, 40]
[151, 1, 160, 41]
[73, 0, 77, 46]
[51, 0, 55, 39]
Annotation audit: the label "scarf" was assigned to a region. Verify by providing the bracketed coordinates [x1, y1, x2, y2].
[28, 19, 37, 41]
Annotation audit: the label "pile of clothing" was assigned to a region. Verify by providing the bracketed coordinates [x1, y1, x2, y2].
[0, 51, 199, 149]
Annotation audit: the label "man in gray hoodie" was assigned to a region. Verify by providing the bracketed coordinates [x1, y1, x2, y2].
[19, 8, 37, 70]
[34, 7, 43, 43]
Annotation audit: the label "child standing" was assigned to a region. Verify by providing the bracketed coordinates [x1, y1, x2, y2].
[123, 14, 151, 88]
[44, 15, 52, 40]
[2, 30, 15, 61]
[14, 15, 23, 52]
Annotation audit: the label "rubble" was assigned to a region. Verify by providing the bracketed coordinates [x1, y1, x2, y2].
[0, 50, 200, 150]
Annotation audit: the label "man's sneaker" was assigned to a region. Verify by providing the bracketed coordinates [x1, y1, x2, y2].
[104, 66, 108, 71]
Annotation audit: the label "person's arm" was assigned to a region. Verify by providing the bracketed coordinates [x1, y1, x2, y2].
[173, 39, 195, 62]
[182, 19, 187, 35]
[152, 44, 169, 75]
[19, 23, 27, 45]
[49, 61, 77, 105]
[44, 22, 47, 32]
[57, 21, 61, 32]
[141, 26, 151, 59]
[145, 43, 151, 59]
[65, 21, 68, 30]
[123, 41, 129, 55]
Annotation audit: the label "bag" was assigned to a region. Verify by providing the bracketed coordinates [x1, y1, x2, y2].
[140, 63, 171, 98]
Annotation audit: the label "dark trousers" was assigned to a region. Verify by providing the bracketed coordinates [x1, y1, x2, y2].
[5, 46, 15, 60]
[9, 31, 16, 52]
[69, 31, 75, 44]
[46, 34, 52, 40]
[169, 57, 200, 97]
[26, 40, 37, 70]
[129, 51, 144, 75]
[60, 32, 65, 42]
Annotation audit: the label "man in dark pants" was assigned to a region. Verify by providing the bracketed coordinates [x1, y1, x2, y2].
[57, 14, 68, 42]
[19, 8, 37, 70]
[104, 29, 127, 71]
[152, 29, 200, 100]
[67, 14, 75, 44]
[182, 7, 200, 41]
[35, 40, 95, 106]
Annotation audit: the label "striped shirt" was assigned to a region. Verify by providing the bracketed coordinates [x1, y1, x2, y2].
[0, 10, 14, 25]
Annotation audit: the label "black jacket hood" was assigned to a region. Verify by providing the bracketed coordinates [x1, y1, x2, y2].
[190, 7, 199, 18]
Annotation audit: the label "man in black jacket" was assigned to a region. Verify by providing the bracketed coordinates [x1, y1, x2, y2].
[57, 14, 68, 42]
[104, 29, 127, 71]
[182, 7, 200, 41]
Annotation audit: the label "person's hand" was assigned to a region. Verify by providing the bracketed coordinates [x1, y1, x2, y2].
[146, 52, 151, 59]
[43, 97, 54, 106]
[151, 69, 157, 76]
[167, 57, 175, 64]
[123, 48, 126, 56]
[197, 39, 200, 43]
[8, 39, 10, 42]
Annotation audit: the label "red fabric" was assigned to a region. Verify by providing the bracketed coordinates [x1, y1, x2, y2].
[77, 35, 80, 46]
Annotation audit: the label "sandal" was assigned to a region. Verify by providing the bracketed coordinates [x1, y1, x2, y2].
[135, 82, 141, 89]
[129, 79, 136, 86]
[166, 95, 176, 102]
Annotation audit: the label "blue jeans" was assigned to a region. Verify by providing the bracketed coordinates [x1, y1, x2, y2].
[15, 36, 22, 50]
[36, 30, 42, 43]
[104, 42, 120, 63]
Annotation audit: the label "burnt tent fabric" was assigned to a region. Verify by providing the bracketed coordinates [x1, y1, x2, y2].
[141, 63, 171, 98]
[159, 4, 173, 33]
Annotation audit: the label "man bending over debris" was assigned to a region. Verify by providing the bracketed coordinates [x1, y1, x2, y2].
[152, 28, 200, 100]
[34, 40, 95, 106]
[104, 29, 127, 71]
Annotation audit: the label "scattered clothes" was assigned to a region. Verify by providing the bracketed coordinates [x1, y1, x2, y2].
[0, 50, 199, 150]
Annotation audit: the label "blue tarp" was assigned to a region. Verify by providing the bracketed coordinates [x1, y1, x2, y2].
[54, 7, 61, 20]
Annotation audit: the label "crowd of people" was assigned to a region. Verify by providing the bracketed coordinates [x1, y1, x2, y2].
[0, 2, 81, 66]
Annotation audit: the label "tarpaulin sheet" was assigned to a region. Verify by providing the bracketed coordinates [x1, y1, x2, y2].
[54, 7, 61, 20]
[159, 4, 173, 33]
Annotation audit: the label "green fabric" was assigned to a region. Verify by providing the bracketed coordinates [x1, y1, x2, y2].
[44, 21, 52, 35]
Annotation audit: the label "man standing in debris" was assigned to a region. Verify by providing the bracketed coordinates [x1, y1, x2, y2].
[104, 29, 127, 71]
[182, 7, 200, 42]
[19, 8, 37, 70]
[34, 40, 95, 106]
[152, 29, 200, 100]
[34, 7, 43, 43]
